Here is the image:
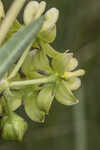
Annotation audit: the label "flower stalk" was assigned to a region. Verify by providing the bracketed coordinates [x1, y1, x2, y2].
[9, 75, 57, 88]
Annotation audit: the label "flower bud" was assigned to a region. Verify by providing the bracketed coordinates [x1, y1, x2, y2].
[0, 0, 5, 21]
[1, 113, 28, 141]
[35, 1, 46, 20]
[24, 1, 39, 25]
[41, 8, 59, 31]
[24, 1, 46, 25]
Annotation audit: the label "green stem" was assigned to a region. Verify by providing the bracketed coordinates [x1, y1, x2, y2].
[10, 75, 56, 88]
[0, 0, 26, 45]
[73, 87, 87, 150]
[40, 41, 60, 58]
[9, 44, 32, 79]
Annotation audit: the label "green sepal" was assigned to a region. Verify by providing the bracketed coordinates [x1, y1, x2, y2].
[55, 80, 79, 105]
[38, 25, 56, 43]
[32, 50, 52, 74]
[22, 50, 48, 79]
[52, 53, 72, 75]
[24, 91, 45, 123]
[37, 84, 54, 114]
[4, 90, 22, 111]
[0, 112, 28, 141]
[22, 50, 36, 78]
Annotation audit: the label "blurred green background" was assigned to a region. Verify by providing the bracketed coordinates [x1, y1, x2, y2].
[1, 0, 100, 150]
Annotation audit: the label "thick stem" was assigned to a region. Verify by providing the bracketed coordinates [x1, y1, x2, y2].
[10, 75, 56, 88]
[0, 0, 26, 45]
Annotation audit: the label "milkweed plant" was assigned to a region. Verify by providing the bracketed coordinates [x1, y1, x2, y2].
[0, 0, 85, 141]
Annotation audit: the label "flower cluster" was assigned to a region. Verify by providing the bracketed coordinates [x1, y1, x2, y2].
[0, 0, 85, 141]
[23, 1, 59, 44]
[21, 49, 85, 121]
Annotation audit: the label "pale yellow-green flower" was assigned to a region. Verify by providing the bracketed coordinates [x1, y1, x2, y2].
[41, 8, 59, 32]
[63, 56, 85, 91]
[23, 1, 59, 42]
[23, 1, 46, 25]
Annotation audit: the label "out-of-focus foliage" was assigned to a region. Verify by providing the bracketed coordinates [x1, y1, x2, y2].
[1, 0, 100, 150]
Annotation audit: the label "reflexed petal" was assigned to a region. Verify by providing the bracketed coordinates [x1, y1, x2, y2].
[55, 80, 79, 105]
[66, 77, 81, 91]
[64, 69, 85, 79]
[66, 58, 78, 71]
[52, 53, 72, 75]
[24, 92, 45, 123]
[37, 84, 54, 114]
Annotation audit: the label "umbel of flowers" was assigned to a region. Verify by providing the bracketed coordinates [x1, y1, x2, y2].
[0, 1, 85, 141]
